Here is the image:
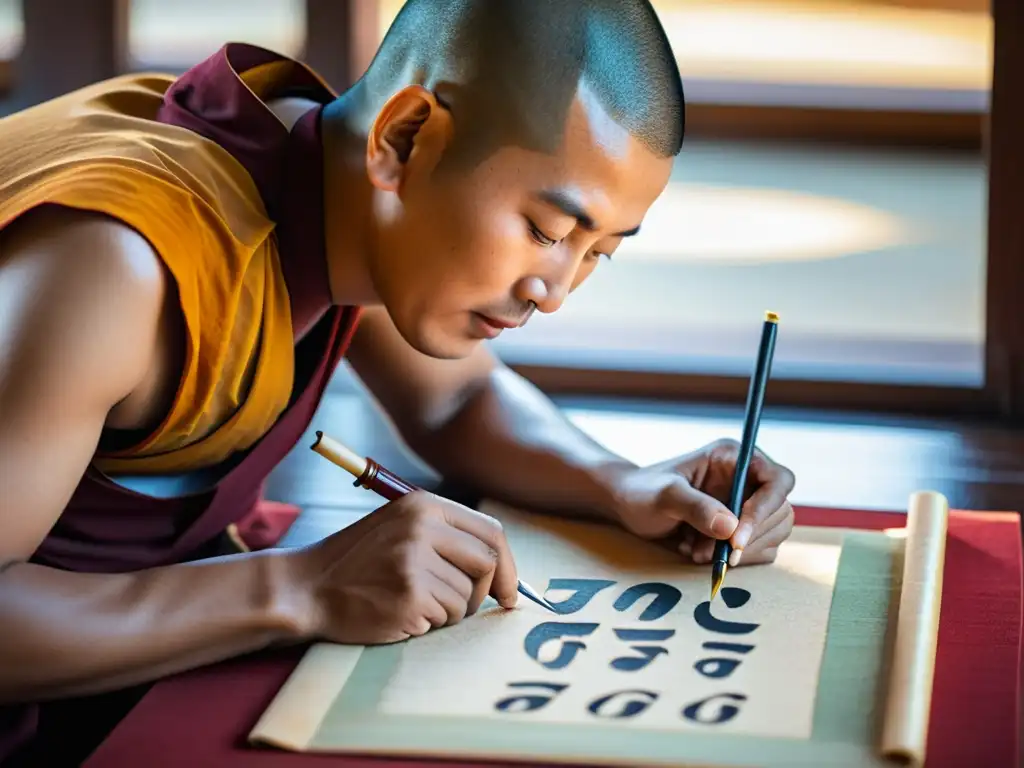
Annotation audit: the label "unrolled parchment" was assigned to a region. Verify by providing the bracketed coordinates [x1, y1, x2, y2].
[371, 503, 843, 740]
[250, 503, 855, 759]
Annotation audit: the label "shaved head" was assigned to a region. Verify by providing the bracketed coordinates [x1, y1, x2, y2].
[321, 0, 682, 360]
[347, 0, 685, 168]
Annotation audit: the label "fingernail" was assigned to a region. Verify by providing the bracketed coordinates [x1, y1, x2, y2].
[712, 514, 737, 538]
[729, 549, 742, 567]
[678, 540, 692, 557]
[733, 523, 752, 550]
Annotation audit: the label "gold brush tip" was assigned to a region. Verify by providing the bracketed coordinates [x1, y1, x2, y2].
[710, 562, 727, 601]
[765, 310, 779, 323]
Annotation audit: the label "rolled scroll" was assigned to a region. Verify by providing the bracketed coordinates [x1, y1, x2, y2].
[880, 490, 949, 766]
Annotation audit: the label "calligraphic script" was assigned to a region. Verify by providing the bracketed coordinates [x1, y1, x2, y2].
[374, 503, 842, 739]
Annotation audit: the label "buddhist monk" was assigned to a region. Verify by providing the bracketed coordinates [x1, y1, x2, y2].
[0, 0, 796, 764]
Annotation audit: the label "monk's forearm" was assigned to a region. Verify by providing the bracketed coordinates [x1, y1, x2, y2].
[0, 551, 308, 704]
[410, 366, 635, 520]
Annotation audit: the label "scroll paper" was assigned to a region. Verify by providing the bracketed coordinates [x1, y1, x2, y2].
[373, 503, 843, 739]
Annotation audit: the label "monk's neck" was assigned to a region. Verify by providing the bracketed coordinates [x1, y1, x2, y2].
[321, 108, 380, 309]
[268, 95, 379, 310]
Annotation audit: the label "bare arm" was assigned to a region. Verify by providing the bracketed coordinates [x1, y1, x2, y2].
[0, 209, 305, 704]
[346, 307, 635, 520]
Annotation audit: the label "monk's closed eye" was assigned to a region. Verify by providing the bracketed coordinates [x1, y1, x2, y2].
[526, 218, 561, 248]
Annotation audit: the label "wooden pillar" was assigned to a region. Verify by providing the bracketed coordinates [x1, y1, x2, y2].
[983, 0, 1024, 421]
[303, 0, 380, 92]
[14, 0, 129, 108]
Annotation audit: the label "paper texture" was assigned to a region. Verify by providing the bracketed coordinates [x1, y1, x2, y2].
[880, 490, 949, 767]
[373, 503, 842, 739]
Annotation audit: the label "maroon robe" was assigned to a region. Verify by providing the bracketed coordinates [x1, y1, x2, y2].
[1, 43, 360, 764]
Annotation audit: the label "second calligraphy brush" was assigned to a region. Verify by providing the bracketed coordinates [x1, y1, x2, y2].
[310, 431, 558, 613]
[710, 310, 779, 601]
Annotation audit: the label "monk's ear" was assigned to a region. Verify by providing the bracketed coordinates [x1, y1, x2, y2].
[366, 85, 452, 192]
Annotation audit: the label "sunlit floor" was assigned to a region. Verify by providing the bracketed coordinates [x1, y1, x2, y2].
[0, 0, 991, 385]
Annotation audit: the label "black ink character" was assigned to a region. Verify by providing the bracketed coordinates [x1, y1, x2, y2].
[523, 622, 598, 669]
[681, 693, 747, 725]
[543, 578, 616, 614]
[693, 641, 754, 679]
[693, 587, 759, 635]
[612, 582, 683, 621]
[588, 689, 659, 719]
[702, 641, 755, 653]
[494, 682, 568, 713]
[610, 628, 675, 671]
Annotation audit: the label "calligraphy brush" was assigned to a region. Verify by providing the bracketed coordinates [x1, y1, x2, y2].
[710, 310, 779, 601]
[309, 431, 558, 613]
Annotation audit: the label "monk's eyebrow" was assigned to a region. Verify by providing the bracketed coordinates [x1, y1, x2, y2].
[537, 189, 641, 238]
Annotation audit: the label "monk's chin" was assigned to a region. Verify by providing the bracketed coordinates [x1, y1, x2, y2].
[401, 321, 482, 361]
[422, 337, 483, 361]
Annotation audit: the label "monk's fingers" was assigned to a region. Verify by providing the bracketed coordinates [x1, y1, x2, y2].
[677, 525, 698, 559]
[734, 502, 795, 566]
[689, 501, 794, 567]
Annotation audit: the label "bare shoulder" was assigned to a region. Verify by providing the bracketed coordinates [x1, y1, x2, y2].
[0, 205, 169, 402]
[0, 206, 173, 559]
[0, 204, 167, 295]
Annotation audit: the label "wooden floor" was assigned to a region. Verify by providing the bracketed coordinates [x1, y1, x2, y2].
[268, 365, 1024, 549]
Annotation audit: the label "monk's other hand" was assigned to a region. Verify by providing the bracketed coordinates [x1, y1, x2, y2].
[608, 438, 796, 567]
[285, 490, 519, 645]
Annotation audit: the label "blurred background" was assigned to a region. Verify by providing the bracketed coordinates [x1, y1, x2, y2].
[0, 0, 1007, 418]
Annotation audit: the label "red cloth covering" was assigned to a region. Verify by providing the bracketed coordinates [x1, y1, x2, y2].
[82, 506, 1022, 768]
[234, 500, 304, 552]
